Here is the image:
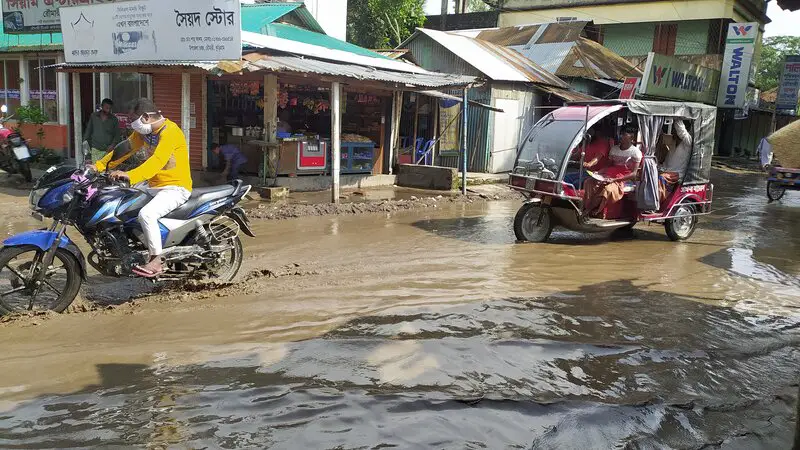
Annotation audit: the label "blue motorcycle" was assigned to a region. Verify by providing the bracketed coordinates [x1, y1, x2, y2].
[0, 165, 255, 315]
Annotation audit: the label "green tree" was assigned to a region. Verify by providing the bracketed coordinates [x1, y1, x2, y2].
[347, 0, 426, 49]
[466, 0, 491, 12]
[754, 36, 800, 91]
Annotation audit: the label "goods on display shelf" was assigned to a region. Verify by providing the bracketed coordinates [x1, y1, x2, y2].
[340, 133, 372, 143]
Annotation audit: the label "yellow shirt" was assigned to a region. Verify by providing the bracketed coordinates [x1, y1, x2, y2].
[95, 119, 192, 191]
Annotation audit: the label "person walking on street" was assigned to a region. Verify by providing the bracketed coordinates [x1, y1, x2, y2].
[84, 98, 121, 163]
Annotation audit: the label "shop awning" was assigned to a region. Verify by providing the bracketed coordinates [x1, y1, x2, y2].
[417, 90, 504, 112]
[238, 53, 477, 89]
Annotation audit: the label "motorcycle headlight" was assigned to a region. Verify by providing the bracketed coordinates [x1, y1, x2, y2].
[29, 187, 48, 209]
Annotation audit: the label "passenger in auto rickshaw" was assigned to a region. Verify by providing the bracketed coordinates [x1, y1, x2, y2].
[564, 122, 614, 188]
[583, 126, 642, 218]
[658, 119, 692, 203]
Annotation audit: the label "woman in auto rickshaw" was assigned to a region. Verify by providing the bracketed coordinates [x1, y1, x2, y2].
[582, 126, 642, 219]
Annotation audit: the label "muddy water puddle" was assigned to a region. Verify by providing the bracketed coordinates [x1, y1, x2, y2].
[0, 173, 798, 448]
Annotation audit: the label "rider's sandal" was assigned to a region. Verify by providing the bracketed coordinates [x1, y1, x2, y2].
[132, 266, 162, 278]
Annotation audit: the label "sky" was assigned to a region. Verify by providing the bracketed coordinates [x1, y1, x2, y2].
[423, 0, 799, 37]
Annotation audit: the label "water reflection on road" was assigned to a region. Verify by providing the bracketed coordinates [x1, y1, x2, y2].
[0, 171, 798, 448]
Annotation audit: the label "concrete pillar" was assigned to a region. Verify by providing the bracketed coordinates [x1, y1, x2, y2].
[264, 74, 278, 142]
[19, 55, 29, 106]
[201, 74, 208, 169]
[181, 72, 191, 147]
[72, 72, 83, 167]
[331, 81, 341, 204]
[56, 55, 69, 126]
[99, 72, 111, 102]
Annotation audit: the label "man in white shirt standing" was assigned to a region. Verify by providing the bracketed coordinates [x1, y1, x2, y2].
[658, 120, 692, 203]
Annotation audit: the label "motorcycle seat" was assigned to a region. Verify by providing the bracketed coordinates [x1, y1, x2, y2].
[164, 184, 236, 220]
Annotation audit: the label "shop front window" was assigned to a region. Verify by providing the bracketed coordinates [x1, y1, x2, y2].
[111, 72, 149, 111]
[0, 60, 22, 116]
[27, 58, 58, 122]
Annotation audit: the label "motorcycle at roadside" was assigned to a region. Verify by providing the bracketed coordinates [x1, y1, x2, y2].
[0, 104, 33, 182]
[0, 161, 255, 315]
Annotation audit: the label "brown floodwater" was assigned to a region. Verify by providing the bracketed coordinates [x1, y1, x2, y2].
[0, 170, 798, 448]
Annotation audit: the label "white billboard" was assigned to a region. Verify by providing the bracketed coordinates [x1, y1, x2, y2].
[717, 22, 758, 109]
[2, 0, 119, 34]
[60, 0, 241, 63]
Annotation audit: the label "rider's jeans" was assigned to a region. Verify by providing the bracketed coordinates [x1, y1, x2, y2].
[138, 186, 191, 256]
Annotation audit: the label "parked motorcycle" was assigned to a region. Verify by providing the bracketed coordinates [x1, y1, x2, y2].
[0, 104, 33, 182]
[0, 162, 255, 315]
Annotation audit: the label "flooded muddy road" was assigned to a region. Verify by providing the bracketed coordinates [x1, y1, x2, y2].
[0, 171, 798, 448]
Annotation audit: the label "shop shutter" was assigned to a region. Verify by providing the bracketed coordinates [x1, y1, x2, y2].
[151, 73, 204, 170]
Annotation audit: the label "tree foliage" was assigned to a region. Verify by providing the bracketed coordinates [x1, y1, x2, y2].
[466, 0, 491, 12]
[754, 36, 800, 91]
[346, 0, 426, 49]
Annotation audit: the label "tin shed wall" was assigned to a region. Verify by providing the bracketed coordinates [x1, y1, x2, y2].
[437, 86, 492, 173]
[151, 73, 205, 170]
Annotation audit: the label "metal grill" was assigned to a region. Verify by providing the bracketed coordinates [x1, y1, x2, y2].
[209, 216, 240, 243]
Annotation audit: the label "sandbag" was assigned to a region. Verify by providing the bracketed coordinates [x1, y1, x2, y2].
[767, 119, 800, 168]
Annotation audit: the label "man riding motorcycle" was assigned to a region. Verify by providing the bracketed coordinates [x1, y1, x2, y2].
[98, 98, 192, 278]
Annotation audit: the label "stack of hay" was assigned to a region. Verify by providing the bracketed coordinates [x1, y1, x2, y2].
[767, 119, 800, 168]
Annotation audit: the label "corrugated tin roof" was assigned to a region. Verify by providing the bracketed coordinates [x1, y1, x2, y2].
[241, 30, 425, 74]
[255, 24, 389, 60]
[407, 28, 568, 87]
[242, 54, 476, 88]
[538, 85, 597, 102]
[241, 3, 326, 35]
[49, 55, 475, 89]
[454, 23, 641, 82]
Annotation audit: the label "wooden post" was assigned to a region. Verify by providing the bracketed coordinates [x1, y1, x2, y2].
[331, 81, 341, 204]
[412, 93, 419, 161]
[263, 74, 278, 183]
[71, 72, 83, 167]
[440, 0, 448, 30]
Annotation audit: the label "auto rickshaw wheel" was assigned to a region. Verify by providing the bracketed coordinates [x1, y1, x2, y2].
[514, 202, 553, 243]
[665, 204, 697, 241]
[767, 181, 786, 202]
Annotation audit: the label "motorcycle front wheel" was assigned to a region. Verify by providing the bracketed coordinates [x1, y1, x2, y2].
[18, 161, 32, 182]
[0, 245, 82, 315]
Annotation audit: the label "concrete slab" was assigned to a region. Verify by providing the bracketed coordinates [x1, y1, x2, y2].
[396, 164, 457, 191]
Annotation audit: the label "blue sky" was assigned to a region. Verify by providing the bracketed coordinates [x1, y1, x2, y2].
[423, 0, 798, 37]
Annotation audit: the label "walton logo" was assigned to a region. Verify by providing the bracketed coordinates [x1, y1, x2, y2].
[652, 66, 667, 85]
[733, 25, 753, 36]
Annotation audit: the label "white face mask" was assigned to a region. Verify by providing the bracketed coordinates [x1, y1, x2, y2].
[131, 117, 152, 135]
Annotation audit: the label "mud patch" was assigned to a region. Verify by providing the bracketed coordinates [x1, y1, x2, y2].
[247, 186, 524, 221]
[0, 263, 320, 325]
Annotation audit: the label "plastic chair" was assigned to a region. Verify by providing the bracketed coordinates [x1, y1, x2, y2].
[416, 139, 435, 165]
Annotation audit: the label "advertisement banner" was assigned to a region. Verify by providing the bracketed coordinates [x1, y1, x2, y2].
[639, 53, 719, 104]
[717, 22, 758, 108]
[60, 0, 241, 63]
[776, 55, 800, 111]
[618, 77, 639, 99]
[438, 99, 461, 155]
[1, 0, 119, 34]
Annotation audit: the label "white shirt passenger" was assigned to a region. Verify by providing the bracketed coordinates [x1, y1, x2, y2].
[609, 143, 642, 170]
[661, 120, 693, 179]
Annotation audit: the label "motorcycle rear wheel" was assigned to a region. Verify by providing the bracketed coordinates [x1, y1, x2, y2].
[0, 245, 82, 315]
[208, 236, 243, 283]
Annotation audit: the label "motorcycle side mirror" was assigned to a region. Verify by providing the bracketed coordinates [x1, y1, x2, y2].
[1, 105, 8, 114]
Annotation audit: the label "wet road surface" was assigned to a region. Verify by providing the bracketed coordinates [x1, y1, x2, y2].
[0, 171, 798, 448]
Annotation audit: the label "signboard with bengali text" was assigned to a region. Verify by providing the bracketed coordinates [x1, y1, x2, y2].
[776, 55, 800, 111]
[618, 77, 639, 99]
[1, 0, 119, 34]
[60, 0, 241, 63]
